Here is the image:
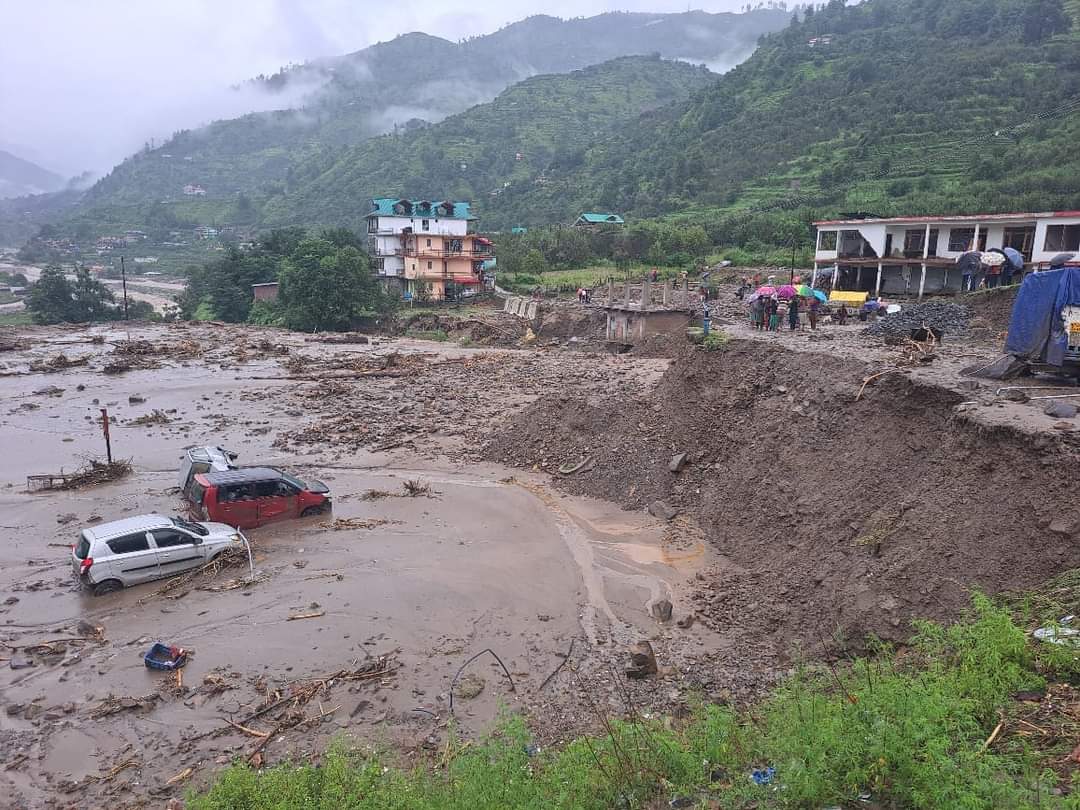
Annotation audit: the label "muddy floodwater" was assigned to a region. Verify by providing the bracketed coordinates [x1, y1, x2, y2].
[0, 323, 718, 808]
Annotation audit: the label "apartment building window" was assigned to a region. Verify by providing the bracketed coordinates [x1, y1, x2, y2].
[1044, 224, 1080, 253]
[422, 219, 430, 231]
[367, 218, 377, 233]
[903, 229, 925, 256]
[427, 261, 433, 269]
[948, 228, 986, 252]
[818, 230, 837, 251]
[426, 238, 431, 247]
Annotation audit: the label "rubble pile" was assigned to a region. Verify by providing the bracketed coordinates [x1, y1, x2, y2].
[864, 301, 972, 338]
[275, 350, 661, 457]
[104, 338, 202, 373]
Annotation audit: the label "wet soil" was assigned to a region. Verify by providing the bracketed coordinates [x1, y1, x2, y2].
[484, 335, 1080, 661]
[0, 322, 717, 809]
[3, 307, 1080, 808]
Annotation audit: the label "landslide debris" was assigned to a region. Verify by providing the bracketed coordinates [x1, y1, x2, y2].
[864, 300, 972, 338]
[482, 339, 1080, 655]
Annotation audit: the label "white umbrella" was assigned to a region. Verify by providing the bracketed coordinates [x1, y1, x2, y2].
[980, 251, 1007, 266]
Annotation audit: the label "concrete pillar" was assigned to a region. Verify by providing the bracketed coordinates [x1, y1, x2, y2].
[918, 263, 927, 299]
[662, 280, 671, 306]
[607, 278, 614, 305]
[623, 281, 632, 306]
[640, 277, 651, 311]
[874, 262, 883, 298]
[855, 266, 863, 290]
[683, 277, 690, 307]
[810, 264, 818, 288]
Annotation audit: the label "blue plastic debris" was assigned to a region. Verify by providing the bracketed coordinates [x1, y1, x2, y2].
[750, 767, 776, 785]
[144, 642, 187, 671]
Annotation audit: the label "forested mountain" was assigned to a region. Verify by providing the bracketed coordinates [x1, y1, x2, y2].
[0, 150, 64, 200]
[486, 0, 1080, 229]
[259, 57, 715, 227]
[62, 9, 790, 233]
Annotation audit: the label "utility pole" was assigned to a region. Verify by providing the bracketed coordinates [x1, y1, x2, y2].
[120, 256, 130, 320]
[100, 408, 113, 464]
[790, 238, 798, 284]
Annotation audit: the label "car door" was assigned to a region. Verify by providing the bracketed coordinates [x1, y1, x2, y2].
[214, 483, 260, 529]
[257, 480, 298, 524]
[105, 532, 160, 585]
[150, 528, 205, 578]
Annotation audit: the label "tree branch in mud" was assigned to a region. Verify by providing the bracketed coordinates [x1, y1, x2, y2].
[449, 648, 515, 713]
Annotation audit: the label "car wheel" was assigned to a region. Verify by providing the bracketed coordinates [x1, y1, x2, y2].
[301, 505, 327, 518]
[92, 579, 122, 596]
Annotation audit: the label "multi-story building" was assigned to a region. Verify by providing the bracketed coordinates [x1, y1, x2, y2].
[813, 210, 1080, 297]
[365, 198, 493, 300]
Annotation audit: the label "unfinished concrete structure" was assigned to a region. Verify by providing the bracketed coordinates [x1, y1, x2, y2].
[602, 277, 694, 344]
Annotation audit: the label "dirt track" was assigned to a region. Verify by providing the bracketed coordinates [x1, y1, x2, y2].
[2, 307, 1079, 808]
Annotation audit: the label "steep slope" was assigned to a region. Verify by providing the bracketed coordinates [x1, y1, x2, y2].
[0, 150, 64, 200]
[260, 56, 715, 227]
[489, 0, 1080, 228]
[67, 9, 789, 233]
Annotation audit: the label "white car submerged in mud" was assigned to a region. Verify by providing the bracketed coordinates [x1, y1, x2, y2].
[72, 514, 242, 595]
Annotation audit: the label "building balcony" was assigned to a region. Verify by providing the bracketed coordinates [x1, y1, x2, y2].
[403, 248, 494, 259]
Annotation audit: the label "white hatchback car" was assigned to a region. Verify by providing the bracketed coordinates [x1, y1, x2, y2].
[72, 514, 242, 595]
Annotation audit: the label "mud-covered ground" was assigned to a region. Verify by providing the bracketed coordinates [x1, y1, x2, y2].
[0, 322, 734, 810]
[2, 299, 1079, 808]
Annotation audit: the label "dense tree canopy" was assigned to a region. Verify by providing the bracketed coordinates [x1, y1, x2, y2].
[25, 266, 127, 324]
[277, 239, 388, 331]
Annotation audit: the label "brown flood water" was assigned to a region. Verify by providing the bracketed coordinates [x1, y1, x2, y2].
[0, 323, 716, 808]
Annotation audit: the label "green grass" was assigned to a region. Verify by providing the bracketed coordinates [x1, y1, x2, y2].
[0, 310, 33, 326]
[188, 594, 1079, 810]
[500, 264, 686, 294]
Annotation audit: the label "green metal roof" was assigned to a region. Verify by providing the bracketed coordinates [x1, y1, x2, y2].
[577, 212, 624, 224]
[368, 197, 475, 220]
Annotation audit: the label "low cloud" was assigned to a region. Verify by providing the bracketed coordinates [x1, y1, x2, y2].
[1, 0, 750, 177]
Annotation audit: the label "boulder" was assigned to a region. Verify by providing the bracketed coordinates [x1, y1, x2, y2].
[648, 501, 679, 521]
[626, 641, 658, 679]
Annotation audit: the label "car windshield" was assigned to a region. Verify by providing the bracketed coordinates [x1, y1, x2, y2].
[171, 516, 208, 536]
[281, 471, 307, 490]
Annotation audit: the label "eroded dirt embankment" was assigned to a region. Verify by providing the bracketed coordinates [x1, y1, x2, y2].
[484, 339, 1080, 656]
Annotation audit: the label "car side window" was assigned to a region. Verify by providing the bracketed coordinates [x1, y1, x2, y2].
[151, 529, 192, 548]
[275, 481, 297, 496]
[253, 480, 279, 498]
[107, 533, 151, 555]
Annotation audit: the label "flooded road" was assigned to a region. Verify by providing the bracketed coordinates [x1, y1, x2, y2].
[0, 322, 716, 808]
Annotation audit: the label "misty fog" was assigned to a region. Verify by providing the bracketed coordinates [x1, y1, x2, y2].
[2, 0, 754, 180]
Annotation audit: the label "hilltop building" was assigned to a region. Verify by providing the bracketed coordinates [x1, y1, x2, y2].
[813, 210, 1080, 297]
[364, 198, 493, 300]
[574, 212, 625, 229]
[183, 184, 206, 196]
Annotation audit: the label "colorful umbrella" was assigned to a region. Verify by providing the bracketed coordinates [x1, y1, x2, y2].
[777, 284, 798, 299]
[795, 284, 813, 297]
[756, 285, 777, 296]
[812, 289, 828, 303]
[980, 251, 1007, 267]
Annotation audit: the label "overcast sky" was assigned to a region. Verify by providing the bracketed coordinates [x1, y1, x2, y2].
[1, 0, 751, 178]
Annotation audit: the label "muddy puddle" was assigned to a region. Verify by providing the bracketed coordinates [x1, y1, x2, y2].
[0, 323, 709, 808]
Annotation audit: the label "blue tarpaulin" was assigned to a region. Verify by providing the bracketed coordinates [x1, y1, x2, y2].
[1004, 267, 1080, 366]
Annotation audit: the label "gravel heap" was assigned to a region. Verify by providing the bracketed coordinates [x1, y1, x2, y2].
[864, 300, 973, 337]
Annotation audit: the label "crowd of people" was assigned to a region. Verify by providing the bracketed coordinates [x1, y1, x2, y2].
[746, 292, 829, 331]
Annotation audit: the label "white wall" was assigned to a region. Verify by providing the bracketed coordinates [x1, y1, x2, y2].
[372, 214, 468, 237]
[1033, 216, 1080, 263]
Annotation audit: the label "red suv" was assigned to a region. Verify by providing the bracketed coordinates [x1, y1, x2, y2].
[186, 467, 331, 529]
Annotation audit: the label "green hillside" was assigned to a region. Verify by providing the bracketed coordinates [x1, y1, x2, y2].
[485, 0, 1080, 230]
[59, 9, 789, 236]
[260, 57, 715, 227]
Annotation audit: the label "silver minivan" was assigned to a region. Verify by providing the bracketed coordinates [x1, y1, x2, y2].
[72, 514, 241, 595]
